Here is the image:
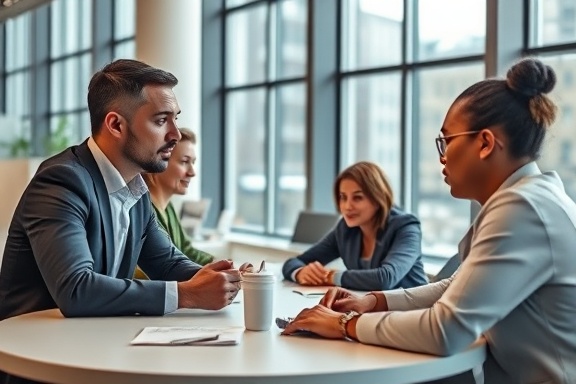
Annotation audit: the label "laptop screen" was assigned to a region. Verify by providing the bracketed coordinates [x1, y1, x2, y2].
[291, 211, 340, 244]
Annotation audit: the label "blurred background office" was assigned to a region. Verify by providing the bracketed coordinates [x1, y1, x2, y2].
[1, 0, 575, 267]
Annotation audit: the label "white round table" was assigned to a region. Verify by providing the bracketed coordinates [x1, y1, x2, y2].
[0, 280, 485, 384]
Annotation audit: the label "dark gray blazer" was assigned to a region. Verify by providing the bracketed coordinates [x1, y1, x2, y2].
[282, 207, 428, 291]
[0, 141, 201, 321]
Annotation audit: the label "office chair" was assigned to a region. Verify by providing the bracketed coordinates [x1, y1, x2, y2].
[179, 198, 211, 238]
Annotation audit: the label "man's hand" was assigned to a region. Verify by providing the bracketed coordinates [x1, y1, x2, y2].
[281, 305, 345, 339]
[320, 287, 377, 314]
[295, 262, 330, 285]
[177, 259, 241, 310]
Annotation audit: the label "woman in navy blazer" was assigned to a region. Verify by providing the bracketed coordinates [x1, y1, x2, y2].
[282, 161, 427, 291]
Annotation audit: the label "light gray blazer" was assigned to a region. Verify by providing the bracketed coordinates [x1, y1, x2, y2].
[0, 141, 201, 321]
[355, 162, 576, 383]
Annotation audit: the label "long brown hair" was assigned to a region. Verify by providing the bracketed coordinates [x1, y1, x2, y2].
[333, 161, 394, 229]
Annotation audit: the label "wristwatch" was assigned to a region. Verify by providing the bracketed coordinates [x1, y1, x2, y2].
[339, 310, 360, 339]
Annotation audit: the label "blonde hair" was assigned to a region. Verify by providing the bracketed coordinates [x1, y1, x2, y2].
[178, 127, 197, 144]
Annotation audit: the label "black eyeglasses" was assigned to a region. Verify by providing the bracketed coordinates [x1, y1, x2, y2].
[435, 131, 480, 157]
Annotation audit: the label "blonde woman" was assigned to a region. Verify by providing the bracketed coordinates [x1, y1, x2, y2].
[141, 128, 214, 268]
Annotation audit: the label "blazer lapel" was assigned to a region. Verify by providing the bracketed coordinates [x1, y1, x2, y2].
[371, 232, 386, 268]
[350, 229, 363, 269]
[74, 141, 116, 275]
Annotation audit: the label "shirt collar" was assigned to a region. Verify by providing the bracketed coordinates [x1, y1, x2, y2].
[496, 161, 541, 192]
[87, 137, 148, 198]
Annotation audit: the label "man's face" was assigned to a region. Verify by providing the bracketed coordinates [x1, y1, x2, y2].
[122, 85, 181, 173]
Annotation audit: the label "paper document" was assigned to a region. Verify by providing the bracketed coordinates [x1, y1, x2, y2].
[291, 286, 330, 298]
[131, 326, 244, 346]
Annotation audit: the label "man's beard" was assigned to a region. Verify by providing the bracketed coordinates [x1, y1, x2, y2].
[124, 122, 169, 173]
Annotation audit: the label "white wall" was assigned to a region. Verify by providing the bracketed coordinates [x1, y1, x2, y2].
[136, 0, 202, 202]
[0, 158, 42, 267]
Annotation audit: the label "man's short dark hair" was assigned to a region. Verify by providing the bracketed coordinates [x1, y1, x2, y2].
[87, 59, 178, 135]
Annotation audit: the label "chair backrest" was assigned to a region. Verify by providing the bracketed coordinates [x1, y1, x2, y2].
[291, 211, 340, 244]
[202, 209, 236, 241]
[179, 198, 212, 237]
[430, 253, 461, 282]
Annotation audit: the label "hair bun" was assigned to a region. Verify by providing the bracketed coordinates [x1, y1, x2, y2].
[506, 57, 557, 97]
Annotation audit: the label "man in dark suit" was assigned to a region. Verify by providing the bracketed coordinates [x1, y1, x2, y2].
[0, 59, 241, 383]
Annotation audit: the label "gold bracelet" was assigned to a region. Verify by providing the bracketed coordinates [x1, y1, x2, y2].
[339, 311, 360, 339]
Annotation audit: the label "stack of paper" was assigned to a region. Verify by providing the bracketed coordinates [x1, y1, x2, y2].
[131, 326, 244, 346]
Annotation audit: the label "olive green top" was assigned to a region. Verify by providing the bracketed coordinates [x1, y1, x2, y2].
[134, 202, 214, 279]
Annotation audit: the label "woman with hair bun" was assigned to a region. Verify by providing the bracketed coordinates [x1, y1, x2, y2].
[283, 57, 576, 383]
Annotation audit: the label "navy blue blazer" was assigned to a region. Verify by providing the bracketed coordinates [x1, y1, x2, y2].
[282, 207, 428, 291]
[0, 141, 201, 320]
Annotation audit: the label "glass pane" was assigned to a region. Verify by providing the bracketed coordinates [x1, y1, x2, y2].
[274, 83, 307, 235]
[50, 0, 93, 58]
[341, 73, 402, 198]
[48, 114, 75, 155]
[418, 0, 485, 61]
[50, 53, 93, 113]
[0, 115, 30, 159]
[226, 89, 267, 231]
[5, 72, 30, 118]
[275, 0, 307, 79]
[529, 0, 576, 47]
[226, 5, 267, 86]
[114, 40, 136, 59]
[538, 54, 576, 201]
[342, 0, 403, 70]
[79, 110, 91, 142]
[5, 12, 31, 71]
[2, 72, 31, 158]
[47, 112, 90, 155]
[114, 0, 136, 40]
[417, 63, 485, 257]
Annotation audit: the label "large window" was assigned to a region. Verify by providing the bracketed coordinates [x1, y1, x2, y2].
[528, 0, 576, 202]
[0, 0, 135, 158]
[416, 64, 484, 255]
[223, 0, 308, 235]
[340, 0, 486, 256]
[113, 0, 136, 59]
[1, 12, 32, 158]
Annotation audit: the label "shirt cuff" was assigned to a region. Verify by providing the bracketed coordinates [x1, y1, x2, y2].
[333, 271, 344, 286]
[291, 267, 303, 282]
[355, 311, 388, 344]
[164, 281, 178, 314]
[383, 289, 408, 311]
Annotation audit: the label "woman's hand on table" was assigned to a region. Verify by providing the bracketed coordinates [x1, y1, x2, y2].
[320, 287, 377, 314]
[281, 305, 344, 339]
[295, 262, 330, 285]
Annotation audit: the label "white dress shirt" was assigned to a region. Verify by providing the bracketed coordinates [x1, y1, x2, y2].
[87, 137, 178, 313]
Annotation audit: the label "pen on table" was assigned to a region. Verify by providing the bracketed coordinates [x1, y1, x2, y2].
[169, 335, 220, 345]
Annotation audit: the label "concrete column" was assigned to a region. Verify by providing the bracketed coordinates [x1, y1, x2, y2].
[136, 0, 202, 200]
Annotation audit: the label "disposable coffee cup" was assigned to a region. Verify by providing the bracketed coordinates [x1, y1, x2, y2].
[241, 271, 276, 331]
